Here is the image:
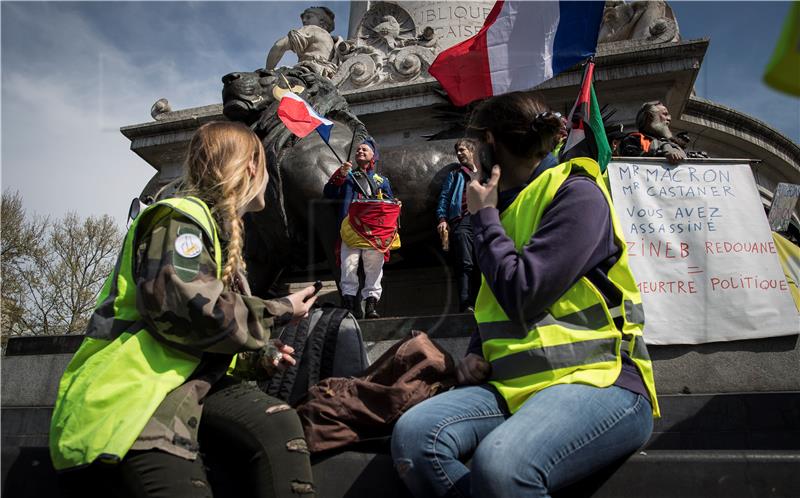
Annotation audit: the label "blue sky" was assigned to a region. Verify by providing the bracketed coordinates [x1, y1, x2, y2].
[2, 1, 798, 226]
[671, 1, 798, 140]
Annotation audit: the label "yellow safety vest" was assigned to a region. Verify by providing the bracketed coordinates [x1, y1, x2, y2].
[475, 158, 659, 417]
[50, 197, 222, 470]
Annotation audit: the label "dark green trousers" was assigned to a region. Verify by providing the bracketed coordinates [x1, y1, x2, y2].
[58, 381, 315, 498]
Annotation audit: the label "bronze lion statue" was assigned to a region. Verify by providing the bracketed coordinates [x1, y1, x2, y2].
[222, 65, 459, 294]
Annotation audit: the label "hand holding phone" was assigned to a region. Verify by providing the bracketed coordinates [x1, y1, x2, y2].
[287, 284, 319, 319]
[307, 280, 323, 301]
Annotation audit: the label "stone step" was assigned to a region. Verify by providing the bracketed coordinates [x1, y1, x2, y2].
[4, 438, 799, 498]
[281, 263, 464, 317]
[310, 448, 800, 498]
[4, 341, 798, 498]
[4, 325, 799, 402]
[6, 392, 797, 451]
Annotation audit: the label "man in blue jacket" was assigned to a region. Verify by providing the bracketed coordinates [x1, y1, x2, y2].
[436, 139, 481, 312]
[324, 138, 393, 319]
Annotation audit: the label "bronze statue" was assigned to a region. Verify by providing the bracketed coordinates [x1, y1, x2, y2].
[221, 66, 460, 294]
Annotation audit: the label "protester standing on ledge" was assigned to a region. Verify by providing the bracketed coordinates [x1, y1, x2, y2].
[436, 138, 482, 312]
[324, 138, 397, 319]
[392, 92, 659, 498]
[50, 122, 317, 498]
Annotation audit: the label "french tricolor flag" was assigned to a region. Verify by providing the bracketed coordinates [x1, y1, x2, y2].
[277, 92, 334, 143]
[429, 1, 605, 107]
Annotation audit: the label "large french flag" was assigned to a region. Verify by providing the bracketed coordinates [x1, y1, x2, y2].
[277, 92, 334, 142]
[429, 1, 605, 107]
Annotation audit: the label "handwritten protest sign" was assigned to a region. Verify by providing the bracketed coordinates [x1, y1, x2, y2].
[767, 182, 800, 232]
[608, 160, 798, 344]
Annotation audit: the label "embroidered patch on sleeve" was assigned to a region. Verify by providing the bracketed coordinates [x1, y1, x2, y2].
[173, 228, 204, 281]
[175, 233, 203, 258]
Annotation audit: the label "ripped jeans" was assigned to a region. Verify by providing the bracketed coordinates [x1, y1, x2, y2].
[58, 382, 315, 498]
[391, 383, 652, 498]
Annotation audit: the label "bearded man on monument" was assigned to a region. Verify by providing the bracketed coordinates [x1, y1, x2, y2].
[620, 100, 689, 164]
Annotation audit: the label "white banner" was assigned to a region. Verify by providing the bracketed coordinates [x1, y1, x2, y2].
[608, 160, 798, 344]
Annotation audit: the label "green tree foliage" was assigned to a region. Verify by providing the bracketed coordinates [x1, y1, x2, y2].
[1, 190, 122, 346]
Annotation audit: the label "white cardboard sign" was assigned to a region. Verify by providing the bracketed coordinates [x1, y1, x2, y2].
[608, 160, 799, 344]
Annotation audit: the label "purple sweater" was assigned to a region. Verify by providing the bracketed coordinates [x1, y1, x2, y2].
[468, 175, 649, 401]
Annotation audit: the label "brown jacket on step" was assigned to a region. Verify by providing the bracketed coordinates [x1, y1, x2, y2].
[297, 331, 457, 452]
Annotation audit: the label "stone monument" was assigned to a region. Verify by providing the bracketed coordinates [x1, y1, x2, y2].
[120, 1, 799, 295]
[3, 3, 800, 498]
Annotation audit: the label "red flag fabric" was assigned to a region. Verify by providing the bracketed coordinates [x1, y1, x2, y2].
[277, 92, 334, 142]
[342, 200, 401, 259]
[427, 2, 502, 106]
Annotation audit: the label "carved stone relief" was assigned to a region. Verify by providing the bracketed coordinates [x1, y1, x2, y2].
[599, 1, 680, 44]
[331, 2, 439, 91]
[266, 1, 683, 92]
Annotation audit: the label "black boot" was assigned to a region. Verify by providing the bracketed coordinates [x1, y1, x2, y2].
[343, 295, 363, 319]
[364, 297, 380, 319]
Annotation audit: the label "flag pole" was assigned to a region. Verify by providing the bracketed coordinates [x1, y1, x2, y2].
[346, 127, 357, 163]
[317, 130, 344, 164]
[279, 73, 292, 91]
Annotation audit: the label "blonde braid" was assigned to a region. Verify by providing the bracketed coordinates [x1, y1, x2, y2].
[216, 186, 246, 288]
[181, 121, 267, 290]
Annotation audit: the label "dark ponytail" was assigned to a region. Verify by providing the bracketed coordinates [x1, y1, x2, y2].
[468, 92, 561, 161]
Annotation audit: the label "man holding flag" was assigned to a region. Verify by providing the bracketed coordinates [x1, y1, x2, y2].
[392, 2, 658, 496]
[276, 89, 400, 319]
[323, 139, 399, 319]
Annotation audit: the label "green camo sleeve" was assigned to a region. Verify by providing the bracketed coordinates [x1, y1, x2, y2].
[134, 212, 293, 355]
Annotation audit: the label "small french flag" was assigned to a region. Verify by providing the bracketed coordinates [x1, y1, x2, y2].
[277, 92, 334, 143]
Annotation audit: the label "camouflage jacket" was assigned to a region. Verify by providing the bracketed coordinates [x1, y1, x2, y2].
[129, 210, 293, 459]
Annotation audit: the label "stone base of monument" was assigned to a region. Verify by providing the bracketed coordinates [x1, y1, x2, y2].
[3, 314, 799, 497]
[281, 262, 464, 317]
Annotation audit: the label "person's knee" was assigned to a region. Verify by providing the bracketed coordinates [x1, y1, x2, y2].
[471, 434, 547, 496]
[391, 414, 423, 480]
[471, 441, 509, 482]
[391, 409, 427, 459]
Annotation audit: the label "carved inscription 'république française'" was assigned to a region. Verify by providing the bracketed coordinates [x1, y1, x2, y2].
[413, 5, 491, 40]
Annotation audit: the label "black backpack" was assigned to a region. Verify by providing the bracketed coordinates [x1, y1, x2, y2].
[260, 306, 369, 406]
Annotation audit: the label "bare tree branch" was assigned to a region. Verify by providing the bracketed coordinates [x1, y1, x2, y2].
[2, 191, 123, 343]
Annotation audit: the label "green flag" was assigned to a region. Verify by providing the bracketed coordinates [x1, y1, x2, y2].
[588, 85, 612, 171]
[561, 61, 612, 172]
[764, 2, 800, 96]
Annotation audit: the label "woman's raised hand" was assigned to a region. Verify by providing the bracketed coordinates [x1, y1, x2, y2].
[466, 165, 500, 214]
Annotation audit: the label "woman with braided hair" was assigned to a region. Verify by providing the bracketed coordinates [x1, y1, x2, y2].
[392, 92, 659, 497]
[51, 121, 317, 497]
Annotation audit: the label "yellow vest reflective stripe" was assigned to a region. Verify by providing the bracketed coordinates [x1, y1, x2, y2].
[50, 197, 222, 470]
[475, 158, 659, 417]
